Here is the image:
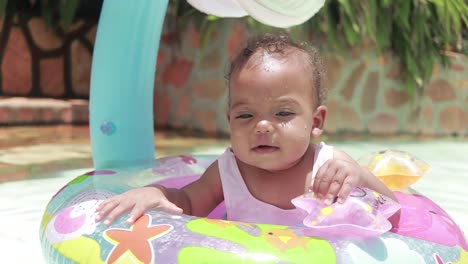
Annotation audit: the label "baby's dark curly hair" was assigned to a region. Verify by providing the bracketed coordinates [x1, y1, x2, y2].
[226, 32, 327, 106]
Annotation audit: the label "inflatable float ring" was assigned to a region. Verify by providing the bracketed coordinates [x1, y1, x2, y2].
[40, 154, 468, 263]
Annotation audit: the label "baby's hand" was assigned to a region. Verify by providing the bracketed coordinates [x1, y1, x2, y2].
[95, 186, 183, 225]
[311, 158, 368, 205]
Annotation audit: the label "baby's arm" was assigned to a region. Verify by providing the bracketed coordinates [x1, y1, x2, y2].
[178, 161, 224, 217]
[96, 161, 223, 224]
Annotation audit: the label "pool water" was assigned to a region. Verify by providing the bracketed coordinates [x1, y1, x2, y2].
[335, 139, 468, 233]
[1, 138, 467, 263]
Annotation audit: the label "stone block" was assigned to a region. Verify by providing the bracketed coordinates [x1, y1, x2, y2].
[361, 71, 379, 113]
[227, 22, 246, 60]
[192, 79, 225, 100]
[194, 110, 217, 135]
[71, 41, 92, 96]
[161, 59, 193, 89]
[1, 28, 32, 95]
[385, 88, 410, 108]
[200, 48, 223, 71]
[28, 18, 62, 50]
[341, 61, 367, 100]
[439, 106, 466, 135]
[324, 55, 344, 91]
[426, 79, 456, 102]
[40, 57, 64, 97]
[154, 91, 170, 126]
[190, 25, 201, 49]
[325, 100, 363, 133]
[69, 100, 89, 124]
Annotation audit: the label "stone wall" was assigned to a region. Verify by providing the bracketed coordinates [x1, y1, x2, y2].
[0, 16, 96, 97]
[1, 16, 466, 136]
[155, 19, 467, 137]
[323, 50, 467, 136]
[0, 15, 95, 124]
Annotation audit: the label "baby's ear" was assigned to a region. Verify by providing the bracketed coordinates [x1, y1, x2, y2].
[311, 106, 327, 138]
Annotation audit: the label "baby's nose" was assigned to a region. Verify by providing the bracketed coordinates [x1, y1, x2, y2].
[255, 120, 273, 134]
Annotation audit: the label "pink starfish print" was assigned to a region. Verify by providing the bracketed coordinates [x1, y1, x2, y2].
[104, 214, 173, 263]
[180, 155, 197, 164]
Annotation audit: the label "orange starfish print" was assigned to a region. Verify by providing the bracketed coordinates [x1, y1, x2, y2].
[104, 214, 173, 263]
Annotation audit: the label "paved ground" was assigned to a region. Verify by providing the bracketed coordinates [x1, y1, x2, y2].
[0, 125, 467, 263]
[0, 125, 230, 183]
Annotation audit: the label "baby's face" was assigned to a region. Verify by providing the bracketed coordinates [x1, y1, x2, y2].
[228, 53, 323, 171]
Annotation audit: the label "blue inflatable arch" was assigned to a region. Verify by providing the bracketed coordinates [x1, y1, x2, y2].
[90, 0, 168, 169]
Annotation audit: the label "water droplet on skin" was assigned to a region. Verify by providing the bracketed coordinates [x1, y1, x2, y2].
[100, 121, 116, 135]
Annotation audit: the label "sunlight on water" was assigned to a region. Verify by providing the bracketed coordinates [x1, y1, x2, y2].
[335, 140, 468, 235]
[1, 140, 467, 263]
[0, 169, 89, 264]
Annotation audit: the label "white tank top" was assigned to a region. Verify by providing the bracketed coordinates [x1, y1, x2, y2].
[218, 142, 334, 225]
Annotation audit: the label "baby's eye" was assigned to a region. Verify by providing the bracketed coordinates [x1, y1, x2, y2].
[235, 113, 253, 119]
[276, 111, 294, 117]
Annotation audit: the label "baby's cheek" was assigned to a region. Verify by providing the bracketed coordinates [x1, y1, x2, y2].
[289, 130, 312, 155]
[287, 124, 312, 141]
[230, 132, 243, 148]
[230, 124, 245, 137]
[229, 135, 246, 155]
[282, 127, 309, 149]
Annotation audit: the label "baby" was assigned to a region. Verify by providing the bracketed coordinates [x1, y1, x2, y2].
[96, 33, 399, 227]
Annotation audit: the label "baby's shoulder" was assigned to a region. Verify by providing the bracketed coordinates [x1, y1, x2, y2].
[204, 160, 221, 178]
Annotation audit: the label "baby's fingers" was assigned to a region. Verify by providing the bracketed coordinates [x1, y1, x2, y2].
[322, 170, 347, 205]
[126, 205, 147, 224]
[125, 199, 182, 224]
[95, 199, 119, 222]
[102, 202, 133, 225]
[312, 160, 334, 198]
[336, 179, 355, 204]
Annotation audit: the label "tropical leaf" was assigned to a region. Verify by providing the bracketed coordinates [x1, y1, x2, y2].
[59, 0, 80, 29]
[0, 0, 7, 18]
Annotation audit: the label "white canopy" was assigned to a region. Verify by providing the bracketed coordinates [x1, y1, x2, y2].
[187, 0, 326, 28]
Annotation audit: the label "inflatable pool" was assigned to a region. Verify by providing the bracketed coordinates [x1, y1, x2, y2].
[40, 154, 468, 263]
[39, 0, 467, 263]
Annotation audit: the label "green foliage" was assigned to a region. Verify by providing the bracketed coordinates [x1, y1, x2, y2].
[168, 0, 221, 54]
[40, 0, 80, 29]
[0, 0, 92, 30]
[252, 0, 468, 96]
[171, 0, 468, 97]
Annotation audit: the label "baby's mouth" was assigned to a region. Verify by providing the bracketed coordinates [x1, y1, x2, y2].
[252, 145, 279, 153]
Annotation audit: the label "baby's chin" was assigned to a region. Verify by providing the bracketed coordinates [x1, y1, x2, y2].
[245, 155, 304, 172]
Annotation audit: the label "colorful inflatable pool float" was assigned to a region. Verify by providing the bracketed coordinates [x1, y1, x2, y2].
[39, 0, 467, 263]
[40, 154, 468, 263]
